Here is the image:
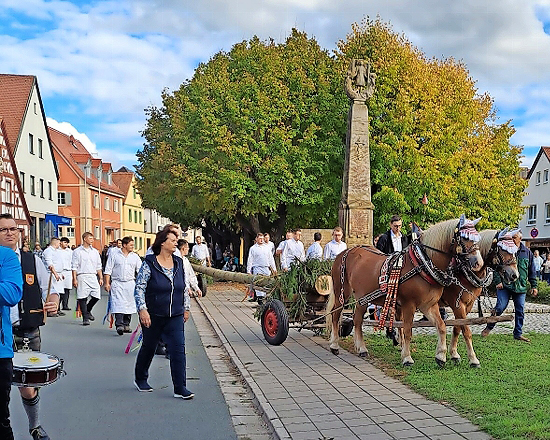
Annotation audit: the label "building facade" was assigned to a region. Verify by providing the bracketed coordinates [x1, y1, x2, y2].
[0, 74, 59, 245]
[49, 127, 124, 250]
[519, 147, 550, 251]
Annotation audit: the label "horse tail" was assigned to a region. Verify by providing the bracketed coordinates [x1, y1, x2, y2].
[325, 280, 335, 334]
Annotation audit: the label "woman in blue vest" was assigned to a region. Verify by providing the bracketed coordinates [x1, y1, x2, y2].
[133, 228, 193, 399]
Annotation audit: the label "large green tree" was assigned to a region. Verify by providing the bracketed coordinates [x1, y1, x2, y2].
[337, 18, 526, 233]
[137, 30, 347, 245]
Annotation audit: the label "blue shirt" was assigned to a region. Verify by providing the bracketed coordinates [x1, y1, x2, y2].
[0, 246, 23, 359]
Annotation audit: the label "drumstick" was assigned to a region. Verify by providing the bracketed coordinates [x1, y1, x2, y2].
[44, 272, 53, 322]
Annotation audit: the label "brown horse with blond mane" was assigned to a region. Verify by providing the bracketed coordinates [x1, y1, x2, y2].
[327, 216, 483, 367]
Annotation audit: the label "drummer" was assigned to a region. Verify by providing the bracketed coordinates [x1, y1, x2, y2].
[104, 237, 142, 335]
[0, 213, 59, 440]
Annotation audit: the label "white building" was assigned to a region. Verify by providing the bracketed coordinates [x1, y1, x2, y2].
[0, 74, 59, 245]
[520, 147, 550, 251]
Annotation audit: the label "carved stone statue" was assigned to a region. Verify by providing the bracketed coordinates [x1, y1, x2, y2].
[345, 59, 376, 102]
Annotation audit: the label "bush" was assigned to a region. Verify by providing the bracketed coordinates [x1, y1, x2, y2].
[527, 280, 550, 302]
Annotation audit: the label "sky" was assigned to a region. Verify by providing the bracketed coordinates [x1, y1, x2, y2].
[2, 0, 550, 170]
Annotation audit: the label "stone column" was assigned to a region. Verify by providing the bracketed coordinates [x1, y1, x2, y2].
[339, 60, 375, 246]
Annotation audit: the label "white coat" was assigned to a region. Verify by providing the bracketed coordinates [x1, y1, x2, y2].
[104, 250, 142, 314]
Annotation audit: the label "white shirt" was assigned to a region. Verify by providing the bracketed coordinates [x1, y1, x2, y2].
[534, 255, 543, 271]
[191, 243, 210, 264]
[323, 240, 347, 260]
[59, 247, 73, 271]
[247, 243, 276, 274]
[42, 246, 64, 273]
[281, 239, 305, 270]
[306, 242, 323, 260]
[276, 240, 286, 253]
[10, 248, 57, 325]
[72, 245, 102, 275]
[104, 250, 142, 281]
[107, 246, 121, 258]
[265, 241, 275, 255]
[182, 257, 200, 292]
[390, 230, 403, 252]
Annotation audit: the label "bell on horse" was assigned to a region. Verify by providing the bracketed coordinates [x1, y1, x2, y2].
[443, 228, 519, 368]
[326, 215, 483, 367]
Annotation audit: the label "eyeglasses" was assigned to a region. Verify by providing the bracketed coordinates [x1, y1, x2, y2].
[0, 227, 20, 234]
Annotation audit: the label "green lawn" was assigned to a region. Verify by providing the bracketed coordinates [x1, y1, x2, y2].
[342, 333, 550, 440]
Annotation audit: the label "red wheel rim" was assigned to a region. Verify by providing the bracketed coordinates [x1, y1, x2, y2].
[264, 309, 279, 338]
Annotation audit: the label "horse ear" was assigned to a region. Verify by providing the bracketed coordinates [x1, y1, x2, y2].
[459, 214, 466, 227]
[471, 217, 481, 226]
[498, 227, 510, 240]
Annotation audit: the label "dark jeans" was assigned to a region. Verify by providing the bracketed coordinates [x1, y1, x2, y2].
[486, 287, 526, 338]
[135, 315, 186, 393]
[114, 314, 131, 327]
[0, 358, 14, 440]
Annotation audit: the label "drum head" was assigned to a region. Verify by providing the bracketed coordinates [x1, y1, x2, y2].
[13, 351, 60, 369]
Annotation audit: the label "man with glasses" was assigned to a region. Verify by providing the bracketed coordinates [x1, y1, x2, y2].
[0, 213, 59, 440]
[376, 215, 409, 255]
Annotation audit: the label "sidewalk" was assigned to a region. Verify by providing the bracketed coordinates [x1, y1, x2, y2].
[197, 284, 491, 440]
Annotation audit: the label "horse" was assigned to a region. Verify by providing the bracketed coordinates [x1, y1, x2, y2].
[327, 216, 484, 367]
[442, 228, 519, 367]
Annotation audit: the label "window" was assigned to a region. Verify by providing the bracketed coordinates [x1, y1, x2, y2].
[104, 197, 110, 211]
[94, 226, 100, 239]
[134, 210, 138, 223]
[546, 203, 550, 224]
[94, 194, 99, 208]
[67, 227, 75, 238]
[30, 176, 35, 195]
[19, 172, 25, 193]
[5, 180, 12, 204]
[39, 179, 44, 198]
[34, 102, 37, 114]
[29, 134, 34, 154]
[128, 209, 132, 222]
[544, 169, 549, 184]
[38, 139, 43, 158]
[113, 200, 119, 212]
[139, 211, 142, 224]
[133, 188, 137, 199]
[536, 171, 541, 185]
[48, 182, 52, 200]
[527, 204, 537, 225]
[139, 237, 143, 250]
[58, 192, 66, 205]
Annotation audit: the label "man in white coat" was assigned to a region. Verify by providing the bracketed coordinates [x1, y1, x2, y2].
[323, 227, 347, 260]
[280, 229, 305, 271]
[247, 233, 276, 304]
[191, 235, 211, 266]
[104, 237, 142, 335]
[59, 237, 73, 311]
[72, 232, 103, 326]
[42, 237, 67, 317]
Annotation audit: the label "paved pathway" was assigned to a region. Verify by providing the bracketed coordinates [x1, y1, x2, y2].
[197, 284, 492, 440]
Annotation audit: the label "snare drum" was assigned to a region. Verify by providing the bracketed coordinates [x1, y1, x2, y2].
[12, 351, 64, 387]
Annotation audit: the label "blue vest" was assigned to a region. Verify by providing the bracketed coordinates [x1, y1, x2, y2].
[144, 254, 186, 317]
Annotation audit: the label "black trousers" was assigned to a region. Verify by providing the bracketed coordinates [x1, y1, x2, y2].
[0, 358, 14, 440]
[114, 313, 131, 327]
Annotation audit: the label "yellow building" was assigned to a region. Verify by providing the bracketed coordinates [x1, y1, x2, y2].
[113, 168, 147, 256]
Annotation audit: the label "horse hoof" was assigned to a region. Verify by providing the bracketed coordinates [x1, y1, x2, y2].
[435, 358, 446, 367]
[330, 348, 339, 356]
[451, 357, 461, 365]
[470, 362, 481, 368]
[403, 361, 414, 367]
[358, 351, 368, 358]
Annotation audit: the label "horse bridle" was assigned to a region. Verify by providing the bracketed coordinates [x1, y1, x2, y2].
[486, 230, 517, 273]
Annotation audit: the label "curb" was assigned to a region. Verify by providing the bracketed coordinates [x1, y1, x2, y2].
[195, 296, 288, 440]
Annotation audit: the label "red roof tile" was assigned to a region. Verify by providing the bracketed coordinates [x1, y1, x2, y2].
[112, 171, 134, 197]
[0, 74, 35, 153]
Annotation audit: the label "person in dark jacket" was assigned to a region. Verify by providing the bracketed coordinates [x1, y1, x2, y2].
[482, 230, 538, 342]
[133, 228, 193, 399]
[376, 215, 410, 254]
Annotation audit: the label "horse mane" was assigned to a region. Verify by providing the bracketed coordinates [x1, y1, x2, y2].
[421, 218, 460, 252]
[478, 230, 498, 259]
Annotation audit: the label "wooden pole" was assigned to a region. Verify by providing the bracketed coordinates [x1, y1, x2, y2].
[191, 263, 274, 288]
[363, 314, 514, 328]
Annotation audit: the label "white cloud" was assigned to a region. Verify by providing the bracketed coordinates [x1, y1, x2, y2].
[46, 117, 98, 154]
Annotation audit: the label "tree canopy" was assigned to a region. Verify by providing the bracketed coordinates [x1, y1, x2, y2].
[137, 29, 347, 242]
[137, 19, 526, 242]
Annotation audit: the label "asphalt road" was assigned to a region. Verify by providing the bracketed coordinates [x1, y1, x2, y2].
[10, 295, 237, 440]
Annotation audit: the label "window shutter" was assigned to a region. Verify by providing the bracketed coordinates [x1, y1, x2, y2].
[66, 192, 72, 206]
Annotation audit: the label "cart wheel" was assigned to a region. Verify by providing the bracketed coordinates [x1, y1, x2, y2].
[339, 317, 354, 338]
[261, 300, 289, 345]
[197, 274, 207, 297]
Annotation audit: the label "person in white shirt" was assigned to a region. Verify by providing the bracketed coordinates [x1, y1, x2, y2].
[59, 237, 74, 311]
[375, 215, 409, 254]
[191, 235, 211, 266]
[177, 239, 202, 297]
[281, 229, 305, 271]
[42, 237, 67, 317]
[263, 233, 275, 255]
[275, 231, 292, 257]
[306, 232, 323, 260]
[323, 227, 347, 260]
[72, 232, 103, 326]
[533, 250, 543, 280]
[107, 239, 122, 259]
[247, 233, 276, 304]
[104, 237, 142, 335]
